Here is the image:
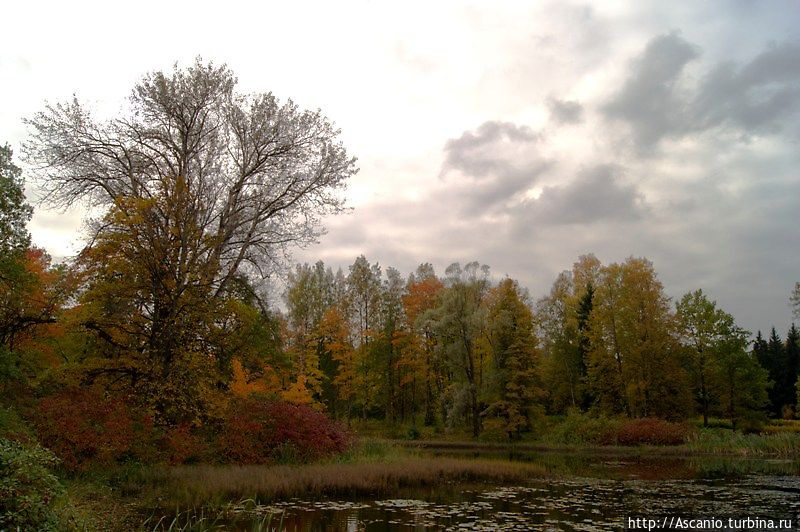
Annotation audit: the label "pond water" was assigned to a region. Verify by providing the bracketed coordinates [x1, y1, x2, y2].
[161, 454, 800, 531]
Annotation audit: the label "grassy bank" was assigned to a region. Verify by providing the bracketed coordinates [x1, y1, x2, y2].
[389, 430, 800, 458]
[30, 435, 800, 531]
[145, 456, 549, 508]
[352, 416, 800, 458]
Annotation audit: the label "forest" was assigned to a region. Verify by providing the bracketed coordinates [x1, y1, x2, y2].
[1, 60, 799, 530]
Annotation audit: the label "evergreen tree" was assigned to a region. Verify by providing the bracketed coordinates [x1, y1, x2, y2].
[764, 327, 787, 417]
[784, 324, 799, 418]
[752, 331, 768, 370]
[484, 279, 543, 439]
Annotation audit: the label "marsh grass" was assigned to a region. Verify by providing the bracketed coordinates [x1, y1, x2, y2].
[684, 429, 800, 457]
[150, 457, 549, 507]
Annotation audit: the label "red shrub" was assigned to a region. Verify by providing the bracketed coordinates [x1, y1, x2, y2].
[34, 388, 146, 470]
[616, 418, 694, 446]
[158, 423, 208, 465]
[218, 398, 352, 464]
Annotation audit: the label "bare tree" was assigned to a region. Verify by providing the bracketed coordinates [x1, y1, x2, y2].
[22, 59, 357, 421]
[25, 59, 357, 292]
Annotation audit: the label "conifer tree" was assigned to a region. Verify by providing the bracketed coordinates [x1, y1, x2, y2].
[784, 324, 799, 418]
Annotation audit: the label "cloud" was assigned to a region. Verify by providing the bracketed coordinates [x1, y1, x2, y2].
[692, 41, 800, 133]
[517, 164, 645, 226]
[604, 34, 800, 150]
[440, 121, 550, 213]
[602, 32, 699, 150]
[547, 97, 584, 124]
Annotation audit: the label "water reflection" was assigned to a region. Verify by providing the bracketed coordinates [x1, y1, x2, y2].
[157, 454, 800, 531]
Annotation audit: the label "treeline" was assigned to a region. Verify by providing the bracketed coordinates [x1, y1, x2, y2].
[277, 254, 798, 436]
[1, 59, 798, 452]
[2, 161, 798, 444]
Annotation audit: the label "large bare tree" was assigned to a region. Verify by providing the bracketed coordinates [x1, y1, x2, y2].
[23, 60, 357, 421]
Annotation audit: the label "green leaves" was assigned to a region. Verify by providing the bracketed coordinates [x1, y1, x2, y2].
[0, 144, 31, 262]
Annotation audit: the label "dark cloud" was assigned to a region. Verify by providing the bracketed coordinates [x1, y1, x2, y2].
[692, 41, 800, 133]
[602, 32, 699, 149]
[441, 121, 550, 213]
[547, 97, 584, 124]
[604, 34, 800, 150]
[519, 165, 645, 225]
[441, 121, 541, 177]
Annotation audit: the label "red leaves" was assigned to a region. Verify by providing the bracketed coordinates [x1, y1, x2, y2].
[218, 398, 352, 464]
[34, 388, 142, 471]
[616, 418, 694, 446]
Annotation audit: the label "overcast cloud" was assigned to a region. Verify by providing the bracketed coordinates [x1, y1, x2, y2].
[1, 0, 798, 335]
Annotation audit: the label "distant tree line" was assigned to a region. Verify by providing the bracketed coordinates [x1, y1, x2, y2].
[278, 254, 797, 436]
[1, 59, 798, 445]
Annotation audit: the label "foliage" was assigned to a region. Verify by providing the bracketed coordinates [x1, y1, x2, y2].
[542, 411, 620, 445]
[483, 278, 544, 439]
[158, 424, 209, 466]
[430, 262, 491, 437]
[34, 388, 149, 471]
[536, 255, 599, 413]
[216, 398, 351, 464]
[23, 60, 356, 423]
[0, 404, 33, 442]
[0, 438, 64, 531]
[616, 418, 694, 445]
[756, 325, 799, 419]
[586, 258, 692, 419]
[676, 289, 768, 427]
[0, 144, 31, 262]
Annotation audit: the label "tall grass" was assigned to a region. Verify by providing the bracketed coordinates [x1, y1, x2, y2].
[150, 457, 549, 507]
[685, 429, 800, 457]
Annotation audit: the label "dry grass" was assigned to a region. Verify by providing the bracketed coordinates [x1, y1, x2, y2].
[154, 457, 549, 506]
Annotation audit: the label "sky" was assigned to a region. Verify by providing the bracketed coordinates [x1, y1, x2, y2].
[1, 0, 799, 335]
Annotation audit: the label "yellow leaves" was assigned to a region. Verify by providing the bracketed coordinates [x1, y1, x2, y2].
[280, 374, 317, 408]
[229, 357, 281, 398]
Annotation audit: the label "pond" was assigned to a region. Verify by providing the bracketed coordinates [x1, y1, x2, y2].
[156, 454, 800, 531]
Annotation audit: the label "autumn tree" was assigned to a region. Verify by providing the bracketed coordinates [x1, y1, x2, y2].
[431, 262, 490, 437]
[714, 325, 769, 429]
[0, 144, 34, 356]
[484, 278, 543, 439]
[0, 144, 31, 265]
[587, 258, 691, 419]
[0, 146, 72, 388]
[400, 264, 443, 425]
[284, 262, 339, 407]
[377, 267, 404, 421]
[536, 254, 600, 413]
[676, 290, 750, 426]
[346, 255, 382, 416]
[315, 306, 357, 418]
[23, 60, 357, 422]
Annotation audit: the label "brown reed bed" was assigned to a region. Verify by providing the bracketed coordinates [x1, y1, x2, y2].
[152, 457, 549, 506]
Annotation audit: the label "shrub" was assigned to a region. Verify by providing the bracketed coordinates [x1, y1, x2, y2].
[616, 418, 694, 446]
[0, 405, 34, 443]
[34, 388, 147, 470]
[544, 412, 620, 445]
[0, 438, 63, 530]
[217, 398, 352, 464]
[158, 423, 208, 465]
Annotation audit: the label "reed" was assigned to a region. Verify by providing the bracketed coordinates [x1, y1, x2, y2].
[684, 429, 800, 457]
[152, 457, 549, 506]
